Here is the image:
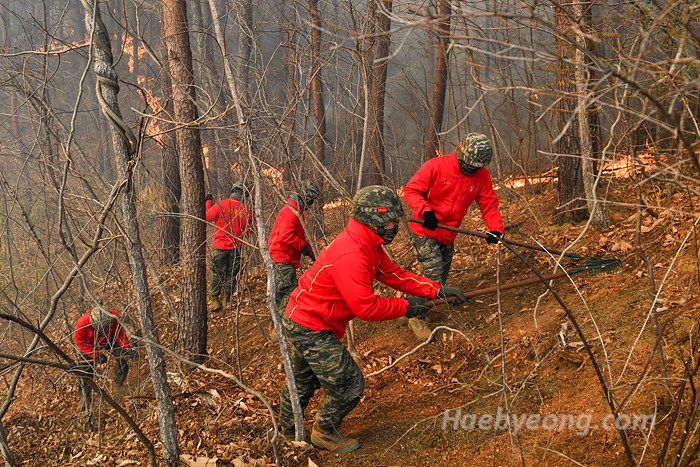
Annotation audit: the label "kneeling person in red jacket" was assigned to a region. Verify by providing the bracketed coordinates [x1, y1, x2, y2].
[74, 306, 136, 407]
[278, 186, 466, 452]
[404, 133, 504, 340]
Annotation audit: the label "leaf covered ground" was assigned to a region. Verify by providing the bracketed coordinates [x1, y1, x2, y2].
[4, 156, 700, 466]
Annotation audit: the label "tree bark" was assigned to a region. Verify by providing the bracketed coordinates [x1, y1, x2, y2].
[423, 0, 450, 161]
[162, 0, 208, 361]
[81, 0, 181, 464]
[363, 0, 392, 186]
[159, 44, 181, 266]
[309, 0, 326, 166]
[554, 5, 587, 223]
[574, 0, 610, 230]
[237, 0, 253, 105]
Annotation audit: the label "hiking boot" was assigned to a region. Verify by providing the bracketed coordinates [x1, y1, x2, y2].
[209, 296, 222, 313]
[408, 317, 432, 341]
[310, 425, 360, 453]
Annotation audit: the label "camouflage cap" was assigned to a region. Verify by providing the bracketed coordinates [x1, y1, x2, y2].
[350, 185, 405, 226]
[300, 180, 320, 199]
[455, 133, 493, 167]
[90, 306, 114, 334]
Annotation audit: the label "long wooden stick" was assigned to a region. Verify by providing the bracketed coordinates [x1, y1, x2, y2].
[424, 270, 569, 307]
[409, 218, 576, 258]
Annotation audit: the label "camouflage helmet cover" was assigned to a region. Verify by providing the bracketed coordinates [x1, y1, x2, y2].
[231, 180, 245, 194]
[90, 306, 114, 334]
[455, 133, 493, 167]
[300, 180, 320, 199]
[350, 185, 405, 226]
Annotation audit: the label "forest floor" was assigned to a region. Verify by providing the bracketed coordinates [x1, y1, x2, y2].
[3, 156, 699, 466]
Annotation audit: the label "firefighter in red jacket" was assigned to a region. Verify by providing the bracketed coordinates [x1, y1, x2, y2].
[267, 180, 320, 341]
[205, 181, 253, 312]
[404, 133, 504, 340]
[74, 306, 136, 408]
[278, 185, 466, 452]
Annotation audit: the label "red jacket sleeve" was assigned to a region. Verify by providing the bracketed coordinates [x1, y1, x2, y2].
[74, 315, 97, 358]
[475, 172, 504, 233]
[404, 162, 435, 216]
[331, 253, 407, 322]
[376, 249, 441, 299]
[205, 201, 220, 222]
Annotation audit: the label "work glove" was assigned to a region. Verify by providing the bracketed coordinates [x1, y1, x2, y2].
[205, 194, 213, 202]
[438, 286, 467, 306]
[486, 230, 503, 245]
[300, 244, 316, 261]
[95, 354, 108, 365]
[422, 211, 438, 231]
[405, 296, 431, 319]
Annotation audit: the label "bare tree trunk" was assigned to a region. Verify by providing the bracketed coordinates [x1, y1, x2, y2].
[162, 0, 208, 362]
[574, 0, 610, 230]
[309, 0, 326, 166]
[81, 0, 180, 464]
[189, 0, 226, 196]
[364, 0, 392, 186]
[237, 0, 253, 105]
[554, 5, 587, 223]
[159, 45, 181, 266]
[208, 0, 306, 444]
[423, 0, 450, 161]
[281, 0, 298, 177]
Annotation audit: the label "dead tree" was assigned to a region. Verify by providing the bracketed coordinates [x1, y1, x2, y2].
[80, 0, 180, 463]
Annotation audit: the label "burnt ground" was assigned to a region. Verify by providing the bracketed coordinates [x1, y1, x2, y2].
[3, 161, 699, 466]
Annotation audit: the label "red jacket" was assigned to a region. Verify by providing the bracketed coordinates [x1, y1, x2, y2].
[404, 152, 503, 245]
[285, 218, 441, 339]
[268, 198, 310, 269]
[74, 310, 130, 358]
[206, 196, 253, 249]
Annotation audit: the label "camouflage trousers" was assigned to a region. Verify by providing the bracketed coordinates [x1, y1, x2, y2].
[210, 248, 241, 297]
[410, 232, 455, 284]
[278, 313, 365, 432]
[273, 262, 298, 313]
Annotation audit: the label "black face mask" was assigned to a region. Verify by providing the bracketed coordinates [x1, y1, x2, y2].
[459, 161, 481, 176]
[306, 198, 315, 207]
[372, 224, 400, 245]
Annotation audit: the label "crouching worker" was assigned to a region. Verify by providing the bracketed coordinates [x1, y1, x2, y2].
[268, 180, 321, 341]
[74, 306, 136, 408]
[278, 186, 466, 452]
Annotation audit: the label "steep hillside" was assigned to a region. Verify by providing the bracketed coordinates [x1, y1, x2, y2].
[4, 157, 699, 466]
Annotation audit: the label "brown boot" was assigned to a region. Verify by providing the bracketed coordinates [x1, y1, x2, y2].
[408, 317, 432, 341]
[209, 296, 222, 313]
[310, 425, 360, 453]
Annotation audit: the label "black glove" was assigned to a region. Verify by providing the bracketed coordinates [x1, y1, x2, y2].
[405, 296, 431, 319]
[205, 194, 213, 202]
[95, 354, 108, 365]
[300, 244, 316, 261]
[422, 211, 438, 231]
[438, 286, 467, 306]
[486, 230, 503, 244]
